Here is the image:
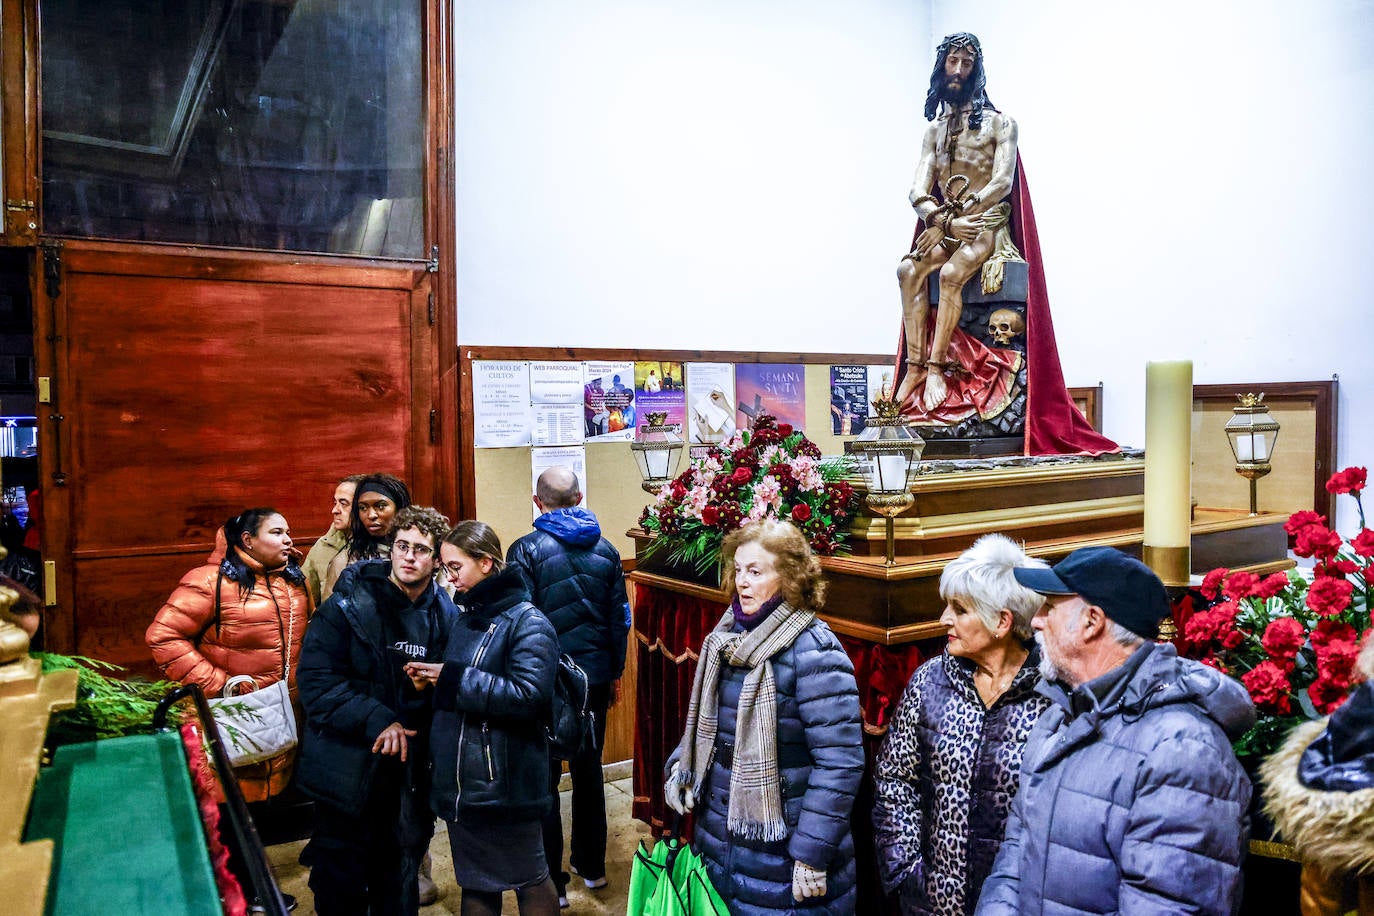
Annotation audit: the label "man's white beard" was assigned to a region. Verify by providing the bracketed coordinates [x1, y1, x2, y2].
[1036, 633, 1066, 684]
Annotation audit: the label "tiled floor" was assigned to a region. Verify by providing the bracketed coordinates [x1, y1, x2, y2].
[267, 776, 650, 914]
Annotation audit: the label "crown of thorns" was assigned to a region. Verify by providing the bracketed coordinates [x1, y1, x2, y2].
[940, 34, 981, 57]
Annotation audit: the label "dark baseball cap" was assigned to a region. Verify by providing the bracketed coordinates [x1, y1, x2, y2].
[1012, 546, 1170, 639]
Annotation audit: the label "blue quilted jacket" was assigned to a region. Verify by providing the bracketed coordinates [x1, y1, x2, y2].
[670, 618, 864, 915]
[975, 643, 1255, 916]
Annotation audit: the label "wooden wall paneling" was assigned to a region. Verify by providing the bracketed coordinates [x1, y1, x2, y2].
[46, 243, 432, 666]
[0, 0, 38, 245]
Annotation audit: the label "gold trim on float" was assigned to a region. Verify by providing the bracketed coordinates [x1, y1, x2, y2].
[816, 613, 948, 645]
[850, 495, 1144, 540]
[852, 456, 1146, 495]
[1142, 545, 1191, 587]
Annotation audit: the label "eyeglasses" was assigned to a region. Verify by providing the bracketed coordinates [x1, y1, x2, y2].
[392, 539, 434, 559]
[441, 563, 465, 579]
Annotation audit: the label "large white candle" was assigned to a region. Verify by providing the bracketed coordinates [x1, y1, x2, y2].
[1144, 360, 1192, 550]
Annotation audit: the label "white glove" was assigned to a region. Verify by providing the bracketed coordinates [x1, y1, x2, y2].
[792, 861, 826, 901]
[664, 762, 695, 814]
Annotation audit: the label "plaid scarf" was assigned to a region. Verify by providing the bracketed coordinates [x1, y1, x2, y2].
[671, 601, 815, 841]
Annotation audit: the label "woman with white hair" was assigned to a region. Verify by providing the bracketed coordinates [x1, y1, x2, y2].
[871, 533, 1050, 916]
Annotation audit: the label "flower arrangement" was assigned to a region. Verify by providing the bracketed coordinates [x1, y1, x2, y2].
[637, 413, 858, 575]
[1182, 466, 1372, 758]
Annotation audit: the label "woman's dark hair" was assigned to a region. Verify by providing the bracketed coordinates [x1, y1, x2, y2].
[441, 520, 505, 573]
[347, 473, 412, 561]
[221, 507, 305, 595]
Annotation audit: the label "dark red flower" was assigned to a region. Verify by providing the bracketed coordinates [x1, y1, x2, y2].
[1326, 466, 1368, 495]
[791, 503, 813, 523]
[1309, 675, 1353, 715]
[1306, 576, 1355, 616]
[1242, 660, 1293, 714]
[1222, 571, 1262, 600]
[1199, 568, 1227, 600]
[1352, 529, 1374, 558]
[1260, 617, 1306, 661]
[701, 506, 720, 526]
[1285, 510, 1327, 536]
[1295, 524, 1343, 561]
[777, 423, 793, 437]
[730, 466, 753, 485]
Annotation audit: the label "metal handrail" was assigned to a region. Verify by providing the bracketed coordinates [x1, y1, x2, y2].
[154, 684, 289, 916]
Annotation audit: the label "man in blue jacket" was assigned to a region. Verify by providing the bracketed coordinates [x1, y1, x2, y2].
[295, 507, 457, 916]
[976, 547, 1255, 916]
[507, 466, 630, 905]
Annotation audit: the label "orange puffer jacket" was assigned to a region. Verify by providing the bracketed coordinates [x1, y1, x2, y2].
[146, 532, 312, 800]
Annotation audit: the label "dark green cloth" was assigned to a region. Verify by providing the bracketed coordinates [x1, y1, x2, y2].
[24, 732, 220, 916]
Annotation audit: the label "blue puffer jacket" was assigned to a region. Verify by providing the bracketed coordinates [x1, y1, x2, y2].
[506, 508, 630, 684]
[672, 618, 865, 916]
[428, 566, 559, 825]
[872, 647, 1048, 916]
[975, 643, 1255, 916]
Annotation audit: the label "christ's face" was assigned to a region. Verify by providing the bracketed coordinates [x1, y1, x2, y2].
[944, 46, 976, 91]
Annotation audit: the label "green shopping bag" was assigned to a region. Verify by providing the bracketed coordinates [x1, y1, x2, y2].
[627, 838, 671, 915]
[685, 870, 730, 915]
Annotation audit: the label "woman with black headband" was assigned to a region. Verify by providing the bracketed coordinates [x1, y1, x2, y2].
[324, 473, 412, 591]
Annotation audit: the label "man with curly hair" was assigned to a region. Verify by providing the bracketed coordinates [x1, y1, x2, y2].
[297, 505, 457, 916]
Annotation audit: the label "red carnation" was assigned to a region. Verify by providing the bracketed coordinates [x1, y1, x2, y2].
[1222, 570, 1262, 600]
[1284, 510, 1327, 536]
[1325, 466, 1367, 495]
[1260, 617, 1306, 661]
[1316, 559, 1359, 577]
[1199, 568, 1227, 600]
[1352, 529, 1374, 558]
[791, 503, 813, 523]
[1242, 660, 1293, 714]
[1312, 619, 1357, 651]
[1255, 573, 1290, 600]
[1294, 524, 1343, 561]
[1306, 576, 1355, 616]
[1309, 675, 1353, 715]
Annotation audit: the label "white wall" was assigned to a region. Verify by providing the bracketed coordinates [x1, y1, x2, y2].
[455, 0, 1374, 529]
[454, 0, 925, 351]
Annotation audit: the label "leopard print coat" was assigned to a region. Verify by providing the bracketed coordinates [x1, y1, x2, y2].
[871, 647, 1047, 916]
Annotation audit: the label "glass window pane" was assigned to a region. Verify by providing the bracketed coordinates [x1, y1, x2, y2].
[40, 0, 425, 258]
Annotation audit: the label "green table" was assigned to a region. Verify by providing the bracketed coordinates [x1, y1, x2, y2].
[24, 732, 220, 916]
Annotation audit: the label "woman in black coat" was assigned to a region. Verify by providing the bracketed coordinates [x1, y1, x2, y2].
[405, 521, 561, 916]
[665, 519, 864, 915]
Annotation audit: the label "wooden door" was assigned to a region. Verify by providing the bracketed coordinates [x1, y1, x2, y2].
[37, 241, 438, 673]
[0, 0, 37, 245]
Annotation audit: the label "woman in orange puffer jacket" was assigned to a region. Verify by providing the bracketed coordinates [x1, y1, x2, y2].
[146, 507, 312, 801]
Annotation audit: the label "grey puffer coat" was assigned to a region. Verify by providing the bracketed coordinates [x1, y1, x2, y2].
[872, 647, 1048, 916]
[670, 618, 864, 915]
[975, 643, 1255, 916]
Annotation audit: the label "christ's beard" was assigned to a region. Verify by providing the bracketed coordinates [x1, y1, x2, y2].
[939, 77, 975, 107]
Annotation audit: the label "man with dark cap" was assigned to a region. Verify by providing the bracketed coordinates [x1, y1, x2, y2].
[975, 546, 1255, 916]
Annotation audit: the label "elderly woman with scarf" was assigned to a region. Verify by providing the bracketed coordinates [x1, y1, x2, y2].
[665, 519, 864, 915]
[871, 533, 1050, 916]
